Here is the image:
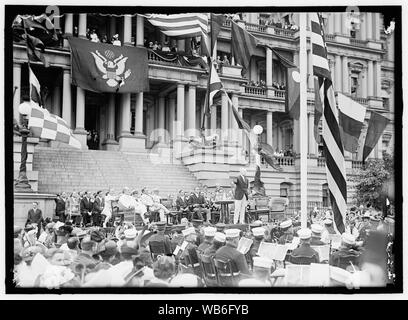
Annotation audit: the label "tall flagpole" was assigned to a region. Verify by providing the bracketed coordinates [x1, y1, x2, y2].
[299, 12, 308, 229]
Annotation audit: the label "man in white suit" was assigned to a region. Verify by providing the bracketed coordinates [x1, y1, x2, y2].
[233, 167, 249, 224]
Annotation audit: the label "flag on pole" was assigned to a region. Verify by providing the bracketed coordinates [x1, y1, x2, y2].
[313, 77, 323, 143]
[230, 20, 259, 74]
[210, 13, 226, 55]
[257, 142, 283, 171]
[25, 32, 49, 67]
[362, 111, 390, 161]
[29, 67, 43, 106]
[337, 93, 367, 153]
[311, 13, 347, 234]
[145, 13, 208, 38]
[28, 102, 81, 149]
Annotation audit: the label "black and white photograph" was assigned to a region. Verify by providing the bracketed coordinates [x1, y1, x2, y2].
[2, 2, 403, 297]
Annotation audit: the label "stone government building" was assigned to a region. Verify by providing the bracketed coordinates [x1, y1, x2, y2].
[12, 11, 395, 223]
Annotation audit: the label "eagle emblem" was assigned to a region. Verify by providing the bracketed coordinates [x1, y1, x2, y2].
[90, 49, 131, 87]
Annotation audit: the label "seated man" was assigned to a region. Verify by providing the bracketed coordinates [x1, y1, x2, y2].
[188, 187, 211, 222]
[214, 228, 250, 276]
[278, 219, 294, 244]
[175, 189, 189, 220]
[310, 224, 326, 246]
[249, 227, 266, 263]
[289, 228, 319, 265]
[119, 187, 149, 225]
[197, 227, 216, 254]
[203, 232, 226, 258]
[148, 221, 172, 255]
[239, 256, 274, 287]
[329, 233, 361, 270]
[179, 227, 200, 275]
[140, 187, 168, 222]
[151, 188, 170, 222]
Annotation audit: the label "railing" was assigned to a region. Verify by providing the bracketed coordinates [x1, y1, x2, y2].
[350, 38, 368, 47]
[352, 160, 364, 169]
[317, 157, 326, 167]
[275, 156, 295, 166]
[273, 89, 285, 98]
[147, 51, 178, 65]
[271, 27, 296, 38]
[223, 19, 232, 27]
[287, 201, 331, 216]
[352, 97, 368, 105]
[243, 85, 266, 96]
[245, 22, 267, 33]
[325, 34, 335, 41]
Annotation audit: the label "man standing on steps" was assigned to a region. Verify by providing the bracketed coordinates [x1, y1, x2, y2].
[80, 191, 93, 226]
[233, 167, 249, 225]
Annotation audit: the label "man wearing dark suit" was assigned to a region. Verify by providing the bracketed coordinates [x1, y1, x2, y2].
[289, 229, 320, 265]
[188, 187, 210, 221]
[310, 224, 326, 246]
[148, 221, 172, 255]
[80, 191, 93, 226]
[233, 168, 249, 224]
[175, 189, 189, 220]
[55, 192, 67, 222]
[26, 202, 43, 238]
[92, 191, 104, 227]
[214, 228, 250, 276]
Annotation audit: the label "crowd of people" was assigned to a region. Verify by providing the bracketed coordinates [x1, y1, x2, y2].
[259, 19, 299, 31]
[16, 183, 394, 288]
[243, 80, 286, 91]
[273, 146, 295, 158]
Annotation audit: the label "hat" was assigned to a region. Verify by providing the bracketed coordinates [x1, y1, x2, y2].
[250, 220, 263, 228]
[72, 229, 87, 238]
[341, 233, 356, 245]
[252, 227, 265, 237]
[253, 256, 273, 269]
[180, 218, 189, 225]
[182, 227, 196, 237]
[215, 223, 226, 230]
[311, 224, 324, 235]
[297, 228, 312, 240]
[45, 222, 55, 230]
[324, 218, 333, 225]
[225, 228, 240, 238]
[280, 219, 292, 229]
[203, 227, 216, 237]
[124, 228, 137, 239]
[156, 221, 166, 231]
[192, 219, 203, 225]
[214, 232, 226, 243]
[363, 211, 371, 218]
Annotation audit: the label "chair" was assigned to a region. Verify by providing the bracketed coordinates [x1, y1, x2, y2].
[149, 240, 167, 261]
[332, 254, 361, 270]
[288, 253, 318, 265]
[254, 197, 271, 222]
[213, 258, 240, 287]
[199, 254, 218, 287]
[161, 199, 180, 224]
[180, 251, 202, 278]
[269, 197, 289, 221]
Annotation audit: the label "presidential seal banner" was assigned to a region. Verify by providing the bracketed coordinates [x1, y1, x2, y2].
[68, 37, 149, 93]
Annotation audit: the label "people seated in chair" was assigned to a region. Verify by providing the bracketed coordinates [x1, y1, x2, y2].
[151, 188, 170, 222]
[239, 256, 274, 287]
[179, 227, 200, 273]
[310, 224, 326, 246]
[119, 187, 149, 225]
[192, 219, 205, 246]
[188, 187, 211, 222]
[321, 218, 338, 244]
[197, 227, 216, 254]
[175, 189, 189, 217]
[249, 227, 266, 261]
[140, 187, 168, 222]
[289, 228, 320, 265]
[214, 228, 250, 276]
[80, 192, 93, 227]
[329, 233, 361, 270]
[203, 232, 226, 258]
[278, 219, 294, 244]
[148, 221, 172, 255]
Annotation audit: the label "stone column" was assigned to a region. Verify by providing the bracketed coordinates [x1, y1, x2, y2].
[110, 17, 116, 37]
[293, 119, 299, 155]
[367, 60, 374, 97]
[360, 13, 366, 40]
[63, 13, 73, 48]
[123, 14, 132, 46]
[158, 96, 165, 142]
[134, 92, 144, 136]
[210, 105, 217, 132]
[176, 84, 185, 138]
[361, 67, 368, 98]
[375, 61, 382, 97]
[328, 13, 335, 34]
[52, 86, 61, 117]
[136, 15, 144, 46]
[308, 112, 316, 156]
[177, 39, 185, 52]
[307, 49, 314, 88]
[335, 55, 342, 92]
[168, 97, 176, 140]
[342, 55, 349, 94]
[231, 93, 239, 144]
[221, 92, 229, 142]
[374, 13, 381, 41]
[266, 111, 273, 146]
[334, 13, 341, 34]
[78, 14, 87, 39]
[120, 94, 131, 136]
[266, 47, 273, 87]
[74, 87, 88, 148]
[102, 94, 119, 150]
[187, 85, 196, 135]
[341, 13, 348, 35]
[250, 58, 257, 82]
[366, 13, 372, 40]
[62, 69, 72, 128]
[13, 63, 21, 125]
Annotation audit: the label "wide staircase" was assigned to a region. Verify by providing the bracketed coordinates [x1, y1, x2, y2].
[33, 146, 201, 196]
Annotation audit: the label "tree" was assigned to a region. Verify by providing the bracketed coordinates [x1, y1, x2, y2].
[350, 152, 394, 210]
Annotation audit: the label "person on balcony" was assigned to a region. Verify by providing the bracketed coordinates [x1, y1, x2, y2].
[161, 40, 170, 52]
[112, 34, 121, 46]
[222, 55, 230, 66]
[89, 29, 100, 43]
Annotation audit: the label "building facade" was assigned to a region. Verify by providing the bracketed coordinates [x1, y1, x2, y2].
[12, 11, 395, 209]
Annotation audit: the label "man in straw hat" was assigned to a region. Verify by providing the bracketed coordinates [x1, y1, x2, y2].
[197, 226, 216, 254]
[289, 228, 319, 264]
[203, 232, 226, 258]
[278, 219, 294, 245]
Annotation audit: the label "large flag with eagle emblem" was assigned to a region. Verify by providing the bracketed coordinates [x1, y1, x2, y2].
[68, 37, 149, 93]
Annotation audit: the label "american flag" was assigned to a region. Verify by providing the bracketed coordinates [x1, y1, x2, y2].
[28, 102, 81, 149]
[310, 13, 347, 233]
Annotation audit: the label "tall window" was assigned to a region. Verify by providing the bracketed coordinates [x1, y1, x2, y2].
[351, 76, 359, 95]
[280, 182, 293, 203]
[322, 183, 330, 207]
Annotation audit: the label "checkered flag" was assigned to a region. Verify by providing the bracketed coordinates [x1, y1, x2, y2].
[28, 102, 81, 149]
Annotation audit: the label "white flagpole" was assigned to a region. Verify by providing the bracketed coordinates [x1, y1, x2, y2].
[299, 12, 308, 229]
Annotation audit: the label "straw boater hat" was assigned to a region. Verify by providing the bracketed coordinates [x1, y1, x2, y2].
[297, 228, 312, 240]
[213, 232, 226, 243]
[252, 227, 265, 237]
[311, 224, 324, 235]
[182, 227, 196, 237]
[324, 218, 333, 225]
[341, 233, 356, 246]
[203, 227, 216, 237]
[280, 219, 292, 229]
[124, 228, 137, 240]
[225, 228, 240, 239]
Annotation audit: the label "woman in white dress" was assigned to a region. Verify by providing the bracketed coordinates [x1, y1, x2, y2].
[102, 189, 116, 228]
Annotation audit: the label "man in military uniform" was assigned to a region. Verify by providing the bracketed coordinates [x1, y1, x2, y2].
[321, 218, 337, 243]
[329, 233, 361, 270]
[148, 221, 172, 255]
[310, 224, 326, 246]
[289, 228, 320, 264]
[215, 222, 226, 233]
[179, 227, 200, 275]
[249, 227, 265, 259]
[214, 228, 250, 276]
[192, 219, 204, 246]
[170, 224, 185, 253]
[197, 227, 216, 254]
[203, 232, 226, 258]
[278, 219, 294, 245]
[357, 211, 372, 244]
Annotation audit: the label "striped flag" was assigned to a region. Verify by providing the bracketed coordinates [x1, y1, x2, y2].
[145, 13, 208, 38]
[231, 20, 259, 74]
[362, 111, 390, 161]
[28, 102, 81, 149]
[311, 13, 347, 233]
[337, 93, 367, 153]
[29, 67, 43, 106]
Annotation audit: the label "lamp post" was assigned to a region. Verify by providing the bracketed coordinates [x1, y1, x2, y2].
[253, 125, 263, 164]
[14, 101, 32, 192]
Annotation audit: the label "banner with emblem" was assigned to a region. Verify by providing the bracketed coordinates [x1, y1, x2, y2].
[68, 37, 149, 93]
